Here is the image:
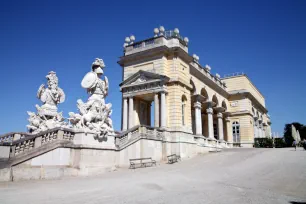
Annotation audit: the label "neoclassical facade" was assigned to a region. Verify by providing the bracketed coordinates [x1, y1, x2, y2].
[118, 28, 272, 147]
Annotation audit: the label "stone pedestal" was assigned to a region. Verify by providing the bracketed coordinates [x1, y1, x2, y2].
[73, 130, 116, 149]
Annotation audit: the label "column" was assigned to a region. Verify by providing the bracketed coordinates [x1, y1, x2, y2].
[154, 93, 159, 127]
[128, 97, 134, 129]
[258, 121, 262, 138]
[262, 124, 265, 138]
[254, 119, 257, 138]
[207, 106, 214, 139]
[225, 117, 233, 142]
[122, 98, 128, 131]
[160, 92, 166, 128]
[194, 101, 202, 135]
[217, 112, 224, 141]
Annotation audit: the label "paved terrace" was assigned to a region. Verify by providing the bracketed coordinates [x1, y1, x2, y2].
[0, 148, 305, 204]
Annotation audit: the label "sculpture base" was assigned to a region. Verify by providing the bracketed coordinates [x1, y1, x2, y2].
[73, 129, 116, 149]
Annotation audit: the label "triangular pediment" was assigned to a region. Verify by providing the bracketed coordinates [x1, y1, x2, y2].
[120, 70, 169, 87]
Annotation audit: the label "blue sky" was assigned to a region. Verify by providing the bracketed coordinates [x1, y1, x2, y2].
[0, 0, 305, 135]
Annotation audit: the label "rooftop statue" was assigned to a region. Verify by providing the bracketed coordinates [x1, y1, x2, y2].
[68, 58, 115, 139]
[27, 71, 66, 133]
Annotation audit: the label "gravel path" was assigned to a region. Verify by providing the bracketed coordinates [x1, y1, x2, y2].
[0, 148, 305, 204]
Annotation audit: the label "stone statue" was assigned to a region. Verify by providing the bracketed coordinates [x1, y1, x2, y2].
[27, 71, 66, 133]
[68, 58, 115, 139]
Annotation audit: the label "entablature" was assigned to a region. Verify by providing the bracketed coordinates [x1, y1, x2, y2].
[228, 89, 267, 114]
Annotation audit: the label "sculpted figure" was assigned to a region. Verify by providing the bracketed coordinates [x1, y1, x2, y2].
[27, 71, 66, 133]
[69, 58, 115, 138]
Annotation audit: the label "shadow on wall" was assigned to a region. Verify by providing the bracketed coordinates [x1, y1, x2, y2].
[289, 202, 306, 204]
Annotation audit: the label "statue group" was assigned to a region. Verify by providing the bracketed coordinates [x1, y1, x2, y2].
[27, 58, 115, 139]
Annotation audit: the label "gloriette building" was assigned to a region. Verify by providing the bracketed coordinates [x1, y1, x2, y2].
[118, 27, 271, 148]
[0, 27, 272, 182]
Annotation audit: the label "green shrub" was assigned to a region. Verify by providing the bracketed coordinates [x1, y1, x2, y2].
[254, 138, 273, 148]
[274, 138, 286, 148]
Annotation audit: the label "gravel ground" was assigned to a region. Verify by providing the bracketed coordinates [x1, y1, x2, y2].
[0, 148, 305, 204]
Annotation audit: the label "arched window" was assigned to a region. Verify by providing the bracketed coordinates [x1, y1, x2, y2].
[182, 95, 187, 126]
[232, 121, 240, 143]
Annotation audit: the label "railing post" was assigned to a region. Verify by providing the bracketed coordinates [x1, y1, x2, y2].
[128, 132, 131, 141]
[57, 130, 64, 140]
[34, 136, 42, 148]
[9, 145, 16, 158]
[13, 134, 21, 141]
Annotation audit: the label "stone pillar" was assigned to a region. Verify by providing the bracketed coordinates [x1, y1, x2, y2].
[207, 107, 214, 139]
[194, 101, 202, 135]
[217, 112, 224, 141]
[154, 93, 159, 127]
[122, 98, 128, 131]
[254, 119, 258, 138]
[160, 92, 166, 128]
[225, 117, 233, 142]
[258, 121, 262, 138]
[128, 97, 134, 129]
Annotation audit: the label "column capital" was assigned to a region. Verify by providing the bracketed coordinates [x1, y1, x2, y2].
[214, 107, 225, 113]
[225, 117, 230, 122]
[193, 101, 202, 109]
[217, 112, 223, 118]
[206, 108, 213, 114]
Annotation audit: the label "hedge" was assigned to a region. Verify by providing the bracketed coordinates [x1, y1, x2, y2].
[254, 138, 273, 148]
[274, 138, 287, 148]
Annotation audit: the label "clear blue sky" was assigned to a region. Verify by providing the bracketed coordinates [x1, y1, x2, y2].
[0, 0, 305, 135]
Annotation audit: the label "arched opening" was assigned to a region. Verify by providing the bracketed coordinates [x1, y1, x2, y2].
[190, 79, 196, 95]
[232, 121, 240, 143]
[222, 100, 227, 111]
[252, 107, 256, 138]
[222, 100, 228, 141]
[181, 95, 187, 126]
[200, 88, 209, 136]
[200, 88, 209, 100]
[212, 95, 219, 107]
[212, 95, 219, 139]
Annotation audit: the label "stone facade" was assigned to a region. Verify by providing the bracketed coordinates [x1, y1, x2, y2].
[118, 27, 272, 147]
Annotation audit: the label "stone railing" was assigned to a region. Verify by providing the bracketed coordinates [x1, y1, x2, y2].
[0, 128, 75, 158]
[194, 135, 230, 150]
[0, 132, 30, 143]
[116, 125, 164, 148]
[125, 36, 188, 55]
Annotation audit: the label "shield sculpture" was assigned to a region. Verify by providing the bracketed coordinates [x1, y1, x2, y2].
[81, 72, 97, 89]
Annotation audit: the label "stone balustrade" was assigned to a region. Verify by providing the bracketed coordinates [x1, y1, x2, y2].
[0, 128, 75, 158]
[116, 125, 165, 148]
[124, 36, 188, 56]
[0, 132, 28, 143]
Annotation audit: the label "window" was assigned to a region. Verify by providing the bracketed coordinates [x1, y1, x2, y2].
[181, 95, 187, 126]
[182, 103, 185, 126]
[232, 121, 240, 143]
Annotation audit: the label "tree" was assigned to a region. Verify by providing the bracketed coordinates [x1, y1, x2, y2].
[283, 122, 306, 146]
